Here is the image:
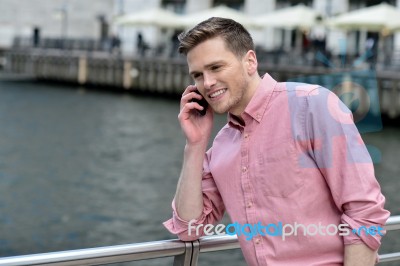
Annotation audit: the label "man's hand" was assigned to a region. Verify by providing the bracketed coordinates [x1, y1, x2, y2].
[178, 85, 213, 146]
[344, 244, 377, 266]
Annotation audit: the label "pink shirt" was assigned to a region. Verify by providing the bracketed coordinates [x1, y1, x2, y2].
[164, 73, 390, 265]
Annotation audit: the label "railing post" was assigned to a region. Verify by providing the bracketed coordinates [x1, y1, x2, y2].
[173, 240, 200, 266]
[190, 240, 200, 266]
[173, 241, 192, 266]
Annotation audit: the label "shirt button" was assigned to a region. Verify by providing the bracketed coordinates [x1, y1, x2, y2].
[244, 133, 249, 139]
[247, 202, 253, 208]
[255, 238, 261, 244]
[242, 166, 247, 173]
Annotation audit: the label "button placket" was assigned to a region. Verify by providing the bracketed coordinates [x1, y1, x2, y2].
[241, 131, 252, 213]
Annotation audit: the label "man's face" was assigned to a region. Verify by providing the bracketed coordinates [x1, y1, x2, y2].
[187, 37, 252, 115]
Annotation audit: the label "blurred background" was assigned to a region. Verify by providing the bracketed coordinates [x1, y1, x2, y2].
[0, 0, 399, 265]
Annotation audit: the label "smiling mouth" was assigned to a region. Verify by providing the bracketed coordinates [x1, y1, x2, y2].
[209, 89, 227, 98]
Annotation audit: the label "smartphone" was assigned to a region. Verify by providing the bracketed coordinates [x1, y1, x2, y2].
[190, 89, 208, 116]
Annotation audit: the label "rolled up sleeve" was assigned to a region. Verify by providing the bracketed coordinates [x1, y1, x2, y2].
[305, 87, 390, 251]
[163, 149, 225, 241]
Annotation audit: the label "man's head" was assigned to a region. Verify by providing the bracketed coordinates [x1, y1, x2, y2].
[179, 17, 261, 116]
[178, 17, 254, 59]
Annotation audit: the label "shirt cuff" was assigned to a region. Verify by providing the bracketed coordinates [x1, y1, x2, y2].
[341, 213, 386, 251]
[163, 198, 215, 241]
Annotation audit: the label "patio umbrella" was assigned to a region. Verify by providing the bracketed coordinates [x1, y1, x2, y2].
[113, 7, 185, 29]
[253, 4, 323, 30]
[327, 3, 400, 33]
[180, 5, 260, 29]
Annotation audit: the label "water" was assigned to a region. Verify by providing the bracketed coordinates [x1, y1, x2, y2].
[0, 78, 398, 265]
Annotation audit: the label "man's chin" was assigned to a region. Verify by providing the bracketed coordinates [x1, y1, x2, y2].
[213, 109, 226, 115]
[211, 105, 230, 114]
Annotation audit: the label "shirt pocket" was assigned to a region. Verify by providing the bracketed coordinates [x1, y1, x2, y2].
[256, 140, 303, 197]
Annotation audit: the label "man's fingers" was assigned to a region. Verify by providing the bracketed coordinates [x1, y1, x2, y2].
[179, 102, 204, 120]
[181, 91, 203, 109]
[182, 85, 197, 96]
[184, 102, 205, 112]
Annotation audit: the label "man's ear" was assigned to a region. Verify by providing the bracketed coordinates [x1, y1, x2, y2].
[245, 50, 258, 75]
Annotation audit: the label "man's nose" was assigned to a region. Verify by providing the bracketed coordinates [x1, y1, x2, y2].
[203, 73, 216, 90]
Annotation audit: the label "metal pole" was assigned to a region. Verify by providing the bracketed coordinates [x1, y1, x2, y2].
[0, 240, 186, 266]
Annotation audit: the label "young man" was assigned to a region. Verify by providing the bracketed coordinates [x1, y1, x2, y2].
[163, 17, 390, 266]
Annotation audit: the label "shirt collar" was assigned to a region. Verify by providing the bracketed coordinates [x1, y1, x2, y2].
[228, 73, 277, 128]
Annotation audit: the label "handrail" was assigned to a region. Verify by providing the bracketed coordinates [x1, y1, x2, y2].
[0, 239, 190, 266]
[384, 215, 400, 231]
[198, 235, 240, 253]
[0, 215, 399, 266]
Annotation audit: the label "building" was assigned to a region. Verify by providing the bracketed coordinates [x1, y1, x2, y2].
[0, 0, 399, 58]
[0, 0, 115, 48]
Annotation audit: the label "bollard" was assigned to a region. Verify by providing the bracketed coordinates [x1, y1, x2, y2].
[78, 56, 87, 85]
[123, 61, 132, 90]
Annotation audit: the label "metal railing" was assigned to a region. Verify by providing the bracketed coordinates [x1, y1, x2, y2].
[0, 216, 399, 266]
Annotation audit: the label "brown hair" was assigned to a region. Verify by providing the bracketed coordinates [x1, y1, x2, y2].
[178, 17, 254, 58]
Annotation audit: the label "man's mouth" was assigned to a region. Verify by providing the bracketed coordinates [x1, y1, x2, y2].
[209, 88, 227, 98]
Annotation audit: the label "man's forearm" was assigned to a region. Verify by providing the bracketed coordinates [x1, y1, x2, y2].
[344, 243, 377, 266]
[174, 143, 206, 221]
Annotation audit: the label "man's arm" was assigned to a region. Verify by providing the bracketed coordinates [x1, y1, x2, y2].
[344, 244, 377, 266]
[174, 143, 207, 221]
[174, 85, 213, 221]
[163, 85, 225, 240]
[304, 87, 390, 254]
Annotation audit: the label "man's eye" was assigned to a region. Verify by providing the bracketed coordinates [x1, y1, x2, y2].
[211, 66, 220, 71]
[193, 73, 203, 79]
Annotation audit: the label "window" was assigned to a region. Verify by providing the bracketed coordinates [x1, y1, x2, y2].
[276, 0, 313, 9]
[161, 0, 186, 14]
[349, 0, 396, 9]
[212, 0, 244, 10]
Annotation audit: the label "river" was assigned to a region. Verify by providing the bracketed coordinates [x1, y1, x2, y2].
[0, 77, 398, 265]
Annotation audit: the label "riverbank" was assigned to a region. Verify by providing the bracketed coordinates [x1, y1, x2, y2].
[4, 48, 400, 120]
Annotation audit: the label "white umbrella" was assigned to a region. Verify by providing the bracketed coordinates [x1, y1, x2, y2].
[253, 4, 323, 30]
[180, 5, 260, 29]
[388, 20, 400, 32]
[113, 7, 185, 29]
[327, 3, 400, 33]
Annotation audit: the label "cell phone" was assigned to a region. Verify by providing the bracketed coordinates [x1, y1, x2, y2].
[190, 89, 208, 116]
